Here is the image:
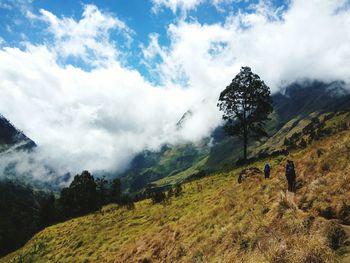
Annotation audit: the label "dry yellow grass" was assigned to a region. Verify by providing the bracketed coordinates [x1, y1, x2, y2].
[2, 130, 350, 263]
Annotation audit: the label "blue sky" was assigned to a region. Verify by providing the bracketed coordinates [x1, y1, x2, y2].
[0, 0, 287, 79]
[0, 0, 349, 177]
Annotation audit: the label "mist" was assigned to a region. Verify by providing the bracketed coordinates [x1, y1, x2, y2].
[0, 0, 350, 183]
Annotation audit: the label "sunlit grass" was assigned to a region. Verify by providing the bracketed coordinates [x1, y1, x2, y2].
[2, 129, 350, 262]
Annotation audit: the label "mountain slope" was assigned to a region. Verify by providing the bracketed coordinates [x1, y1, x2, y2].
[0, 114, 36, 152]
[120, 81, 350, 194]
[3, 129, 350, 262]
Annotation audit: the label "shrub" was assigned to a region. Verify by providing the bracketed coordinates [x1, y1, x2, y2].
[150, 191, 166, 204]
[338, 202, 350, 224]
[120, 194, 135, 210]
[318, 206, 336, 219]
[174, 184, 182, 197]
[326, 223, 347, 250]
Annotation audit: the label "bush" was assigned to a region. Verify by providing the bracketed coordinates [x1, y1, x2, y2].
[150, 191, 166, 204]
[326, 223, 347, 250]
[120, 194, 135, 210]
[318, 206, 336, 220]
[174, 184, 182, 197]
[338, 202, 350, 224]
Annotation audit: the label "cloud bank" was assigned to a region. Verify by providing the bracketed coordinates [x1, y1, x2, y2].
[0, 0, 350, 180]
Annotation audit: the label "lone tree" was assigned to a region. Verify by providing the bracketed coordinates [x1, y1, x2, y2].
[217, 66, 273, 161]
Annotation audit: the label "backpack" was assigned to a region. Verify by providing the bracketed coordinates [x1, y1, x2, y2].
[286, 161, 295, 176]
[264, 164, 270, 173]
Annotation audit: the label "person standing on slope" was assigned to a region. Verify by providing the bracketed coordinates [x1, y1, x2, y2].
[264, 163, 271, 179]
[285, 160, 296, 193]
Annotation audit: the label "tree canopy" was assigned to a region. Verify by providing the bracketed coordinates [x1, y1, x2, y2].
[217, 66, 273, 160]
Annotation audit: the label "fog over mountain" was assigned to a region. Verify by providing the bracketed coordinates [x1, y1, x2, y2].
[0, 0, 350, 180]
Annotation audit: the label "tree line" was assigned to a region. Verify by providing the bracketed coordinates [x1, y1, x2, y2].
[46, 170, 185, 223]
[1, 169, 185, 257]
[0, 171, 129, 257]
[40, 170, 134, 226]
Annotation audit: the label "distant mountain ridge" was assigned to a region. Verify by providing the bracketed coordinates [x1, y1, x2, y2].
[0, 114, 36, 152]
[119, 80, 350, 194]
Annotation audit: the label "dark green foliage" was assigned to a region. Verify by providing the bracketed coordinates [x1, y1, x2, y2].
[143, 188, 167, 204]
[0, 180, 54, 257]
[59, 170, 99, 218]
[0, 172, 131, 257]
[217, 66, 273, 160]
[38, 193, 56, 228]
[151, 191, 166, 204]
[174, 184, 182, 197]
[96, 176, 109, 206]
[110, 178, 122, 203]
[129, 173, 149, 192]
[119, 194, 135, 210]
[0, 180, 39, 256]
[186, 170, 207, 182]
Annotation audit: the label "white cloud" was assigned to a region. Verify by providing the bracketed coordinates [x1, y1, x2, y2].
[1, 0, 350, 181]
[0, 0, 33, 11]
[0, 44, 200, 175]
[35, 4, 133, 67]
[145, 0, 350, 92]
[151, 0, 204, 13]
[151, 0, 246, 13]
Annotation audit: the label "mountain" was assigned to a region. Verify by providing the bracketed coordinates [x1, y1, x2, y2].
[119, 80, 350, 195]
[119, 142, 210, 193]
[3, 127, 350, 262]
[0, 114, 69, 191]
[0, 115, 55, 257]
[0, 114, 36, 152]
[1, 80, 350, 262]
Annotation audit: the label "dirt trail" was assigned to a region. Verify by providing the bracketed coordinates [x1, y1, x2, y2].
[340, 224, 350, 263]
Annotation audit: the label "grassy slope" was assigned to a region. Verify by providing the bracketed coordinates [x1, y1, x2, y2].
[120, 142, 210, 193]
[152, 111, 350, 188]
[122, 82, 350, 193]
[2, 129, 350, 263]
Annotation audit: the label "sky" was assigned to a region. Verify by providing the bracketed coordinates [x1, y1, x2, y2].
[0, 0, 350, 179]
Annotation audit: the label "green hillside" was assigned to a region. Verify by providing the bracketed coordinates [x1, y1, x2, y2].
[2, 128, 350, 262]
[119, 82, 350, 194]
[1, 81, 349, 262]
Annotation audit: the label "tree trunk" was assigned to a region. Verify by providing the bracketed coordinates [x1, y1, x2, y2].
[243, 130, 248, 161]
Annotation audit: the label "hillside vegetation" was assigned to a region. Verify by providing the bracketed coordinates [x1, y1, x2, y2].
[119, 81, 350, 195]
[2, 129, 350, 263]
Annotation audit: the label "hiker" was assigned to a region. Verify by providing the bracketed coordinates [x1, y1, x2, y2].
[264, 163, 271, 179]
[285, 160, 296, 193]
